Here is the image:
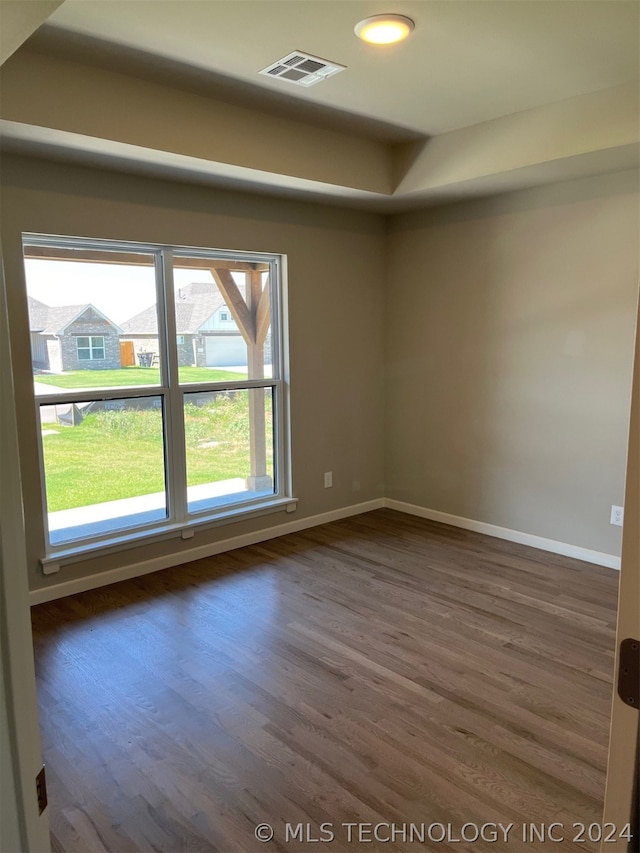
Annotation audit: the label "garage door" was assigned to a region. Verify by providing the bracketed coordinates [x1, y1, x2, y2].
[204, 335, 247, 367]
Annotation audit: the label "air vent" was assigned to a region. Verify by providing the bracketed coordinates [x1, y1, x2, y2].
[260, 51, 345, 87]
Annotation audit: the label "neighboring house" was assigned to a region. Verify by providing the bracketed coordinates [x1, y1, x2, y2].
[120, 282, 260, 368]
[27, 296, 122, 372]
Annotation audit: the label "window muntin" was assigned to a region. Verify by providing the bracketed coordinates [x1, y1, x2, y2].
[22, 236, 288, 552]
[76, 336, 105, 360]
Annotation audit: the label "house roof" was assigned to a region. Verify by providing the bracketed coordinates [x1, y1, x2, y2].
[27, 296, 122, 335]
[26, 296, 49, 331]
[121, 282, 230, 335]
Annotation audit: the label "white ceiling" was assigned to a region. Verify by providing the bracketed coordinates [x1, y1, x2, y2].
[1, 0, 638, 209]
[42, 0, 639, 138]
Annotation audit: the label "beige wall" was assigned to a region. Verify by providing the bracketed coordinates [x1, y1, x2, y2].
[2, 156, 637, 595]
[1, 48, 392, 196]
[0, 155, 386, 592]
[386, 170, 639, 556]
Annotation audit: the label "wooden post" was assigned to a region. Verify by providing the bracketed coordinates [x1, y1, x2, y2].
[210, 266, 272, 493]
[245, 269, 270, 491]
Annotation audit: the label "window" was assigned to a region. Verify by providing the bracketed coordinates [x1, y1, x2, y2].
[22, 235, 290, 553]
[76, 335, 105, 360]
[220, 311, 229, 322]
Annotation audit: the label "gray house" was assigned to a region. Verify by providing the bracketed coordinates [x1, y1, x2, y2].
[28, 296, 122, 372]
[120, 282, 248, 368]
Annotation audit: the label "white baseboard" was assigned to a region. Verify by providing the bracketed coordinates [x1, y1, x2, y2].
[29, 499, 385, 606]
[30, 495, 620, 605]
[385, 499, 621, 570]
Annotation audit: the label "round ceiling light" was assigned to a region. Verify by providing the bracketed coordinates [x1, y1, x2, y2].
[354, 14, 415, 45]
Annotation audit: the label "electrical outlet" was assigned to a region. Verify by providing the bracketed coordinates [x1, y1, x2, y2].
[610, 505, 624, 526]
[324, 471, 333, 488]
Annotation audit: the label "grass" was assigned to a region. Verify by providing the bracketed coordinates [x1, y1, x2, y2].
[42, 391, 273, 512]
[34, 366, 246, 388]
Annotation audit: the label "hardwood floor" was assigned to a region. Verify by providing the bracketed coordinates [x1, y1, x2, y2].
[31, 509, 620, 853]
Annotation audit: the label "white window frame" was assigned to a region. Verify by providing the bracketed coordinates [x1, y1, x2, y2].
[76, 335, 105, 360]
[23, 234, 293, 564]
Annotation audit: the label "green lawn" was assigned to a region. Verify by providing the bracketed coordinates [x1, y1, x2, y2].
[34, 366, 245, 388]
[42, 391, 273, 512]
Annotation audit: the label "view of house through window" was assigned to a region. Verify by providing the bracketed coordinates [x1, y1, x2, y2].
[23, 237, 287, 549]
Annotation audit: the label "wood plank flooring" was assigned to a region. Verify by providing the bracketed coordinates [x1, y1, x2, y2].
[31, 509, 620, 853]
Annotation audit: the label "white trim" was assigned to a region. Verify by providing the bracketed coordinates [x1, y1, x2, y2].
[29, 495, 621, 606]
[385, 499, 621, 570]
[36, 385, 164, 405]
[160, 247, 187, 525]
[1, 253, 51, 851]
[28, 235, 292, 557]
[41, 495, 297, 565]
[29, 499, 385, 605]
[35, 381, 270, 407]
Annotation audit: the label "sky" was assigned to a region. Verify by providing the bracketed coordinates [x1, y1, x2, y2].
[24, 260, 219, 325]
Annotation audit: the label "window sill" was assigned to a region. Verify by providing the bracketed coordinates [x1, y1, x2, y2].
[40, 496, 298, 574]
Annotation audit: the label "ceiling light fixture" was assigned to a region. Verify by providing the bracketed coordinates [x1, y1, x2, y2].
[354, 14, 415, 45]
